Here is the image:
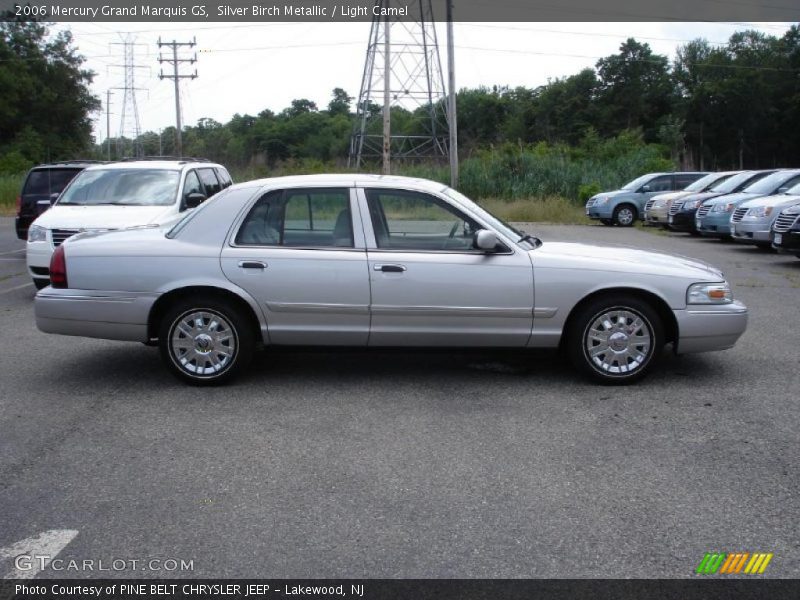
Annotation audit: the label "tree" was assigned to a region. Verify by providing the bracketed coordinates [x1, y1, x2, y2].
[0, 21, 100, 163]
[327, 88, 352, 116]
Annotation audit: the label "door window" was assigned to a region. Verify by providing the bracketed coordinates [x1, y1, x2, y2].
[365, 189, 481, 251]
[183, 170, 203, 200]
[235, 188, 353, 248]
[198, 168, 222, 197]
[646, 175, 674, 192]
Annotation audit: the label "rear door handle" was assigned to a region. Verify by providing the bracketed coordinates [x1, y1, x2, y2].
[373, 264, 406, 273]
[238, 260, 267, 269]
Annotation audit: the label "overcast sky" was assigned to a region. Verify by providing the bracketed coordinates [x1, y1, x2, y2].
[51, 21, 795, 142]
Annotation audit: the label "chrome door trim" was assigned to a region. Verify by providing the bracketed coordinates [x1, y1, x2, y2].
[370, 305, 533, 318]
[266, 302, 369, 315]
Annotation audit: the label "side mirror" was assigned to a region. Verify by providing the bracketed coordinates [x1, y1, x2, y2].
[640, 185, 651, 193]
[185, 192, 207, 209]
[50, 192, 60, 204]
[473, 229, 498, 252]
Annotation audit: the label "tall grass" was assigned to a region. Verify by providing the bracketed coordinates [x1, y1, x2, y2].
[0, 173, 24, 216]
[478, 196, 590, 225]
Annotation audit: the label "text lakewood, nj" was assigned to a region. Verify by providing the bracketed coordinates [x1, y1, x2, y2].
[43, 4, 410, 18]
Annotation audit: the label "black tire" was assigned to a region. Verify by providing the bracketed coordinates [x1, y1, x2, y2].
[600, 219, 613, 226]
[566, 295, 663, 385]
[755, 242, 774, 251]
[33, 278, 49, 290]
[612, 204, 637, 227]
[158, 296, 254, 385]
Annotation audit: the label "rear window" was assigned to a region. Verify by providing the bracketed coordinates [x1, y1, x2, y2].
[23, 169, 82, 196]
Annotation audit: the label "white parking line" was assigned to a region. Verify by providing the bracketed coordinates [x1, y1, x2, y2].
[1, 529, 79, 579]
[0, 248, 24, 256]
[0, 282, 33, 295]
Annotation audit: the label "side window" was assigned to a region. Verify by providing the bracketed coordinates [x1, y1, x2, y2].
[215, 167, 233, 189]
[647, 175, 674, 193]
[198, 168, 222, 197]
[182, 170, 203, 201]
[235, 188, 353, 248]
[365, 189, 481, 251]
[675, 174, 699, 189]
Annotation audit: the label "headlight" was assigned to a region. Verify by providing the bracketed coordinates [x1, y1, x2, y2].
[687, 282, 733, 305]
[711, 203, 733, 213]
[747, 206, 773, 218]
[686, 199, 702, 209]
[595, 196, 610, 205]
[27, 225, 47, 243]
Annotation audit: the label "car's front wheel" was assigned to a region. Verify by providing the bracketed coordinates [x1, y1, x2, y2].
[613, 204, 637, 227]
[567, 295, 663, 384]
[159, 297, 254, 385]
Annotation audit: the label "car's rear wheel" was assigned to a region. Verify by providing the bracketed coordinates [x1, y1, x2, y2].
[613, 204, 637, 227]
[159, 297, 254, 385]
[567, 295, 663, 384]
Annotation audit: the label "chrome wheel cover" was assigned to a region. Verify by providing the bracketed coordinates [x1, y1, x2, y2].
[617, 208, 634, 225]
[584, 308, 652, 375]
[170, 310, 237, 377]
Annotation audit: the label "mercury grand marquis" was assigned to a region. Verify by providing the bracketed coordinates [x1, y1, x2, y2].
[34, 174, 748, 385]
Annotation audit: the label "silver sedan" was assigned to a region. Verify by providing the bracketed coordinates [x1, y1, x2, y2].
[35, 174, 748, 385]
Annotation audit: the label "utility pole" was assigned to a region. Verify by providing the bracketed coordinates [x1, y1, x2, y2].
[105, 90, 113, 160]
[446, 0, 458, 187]
[158, 37, 197, 157]
[382, 15, 391, 175]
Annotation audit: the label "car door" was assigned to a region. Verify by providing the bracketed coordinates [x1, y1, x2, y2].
[359, 187, 534, 347]
[220, 186, 371, 346]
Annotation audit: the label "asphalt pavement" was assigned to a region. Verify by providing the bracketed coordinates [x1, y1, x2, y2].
[0, 217, 798, 579]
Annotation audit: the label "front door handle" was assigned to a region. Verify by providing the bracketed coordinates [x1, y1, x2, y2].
[238, 260, 267, 269]
[373, 264, 406, 273]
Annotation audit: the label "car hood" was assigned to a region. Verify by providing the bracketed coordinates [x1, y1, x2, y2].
[736, 193, 800, 209]
[701, 191, 763, 207]
[532, 242, 724, 280]
[592, 190, 631, 201]
[31, 204, 177, 230]
[651, 191, 690, 203]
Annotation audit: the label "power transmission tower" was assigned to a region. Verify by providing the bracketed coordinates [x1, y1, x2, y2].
[158, 37, 197, 157]
[110, 36, 148, 158]
[349, 0, 450, 172]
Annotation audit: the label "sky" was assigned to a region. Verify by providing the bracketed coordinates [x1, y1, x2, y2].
[50, 21, 796, 143]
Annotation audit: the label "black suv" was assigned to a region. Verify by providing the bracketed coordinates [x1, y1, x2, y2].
[14, 161, 102, 240]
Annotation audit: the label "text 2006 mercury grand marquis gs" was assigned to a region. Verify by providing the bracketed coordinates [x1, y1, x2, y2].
[34, 175, 748, 385]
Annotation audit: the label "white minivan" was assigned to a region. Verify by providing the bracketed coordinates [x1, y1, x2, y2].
[26, 159, 233, 289]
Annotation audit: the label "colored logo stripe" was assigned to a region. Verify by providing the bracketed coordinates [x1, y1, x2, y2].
[696, 552, 773, 575]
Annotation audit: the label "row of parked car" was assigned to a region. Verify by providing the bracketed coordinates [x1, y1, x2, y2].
[15, 158, 233, 288]
[585, 170, 800, 259]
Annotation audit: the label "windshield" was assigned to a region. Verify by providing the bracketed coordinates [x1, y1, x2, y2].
[442, 187, 524, 243]
[57, 168, 181, 207]
[685, 172, 731, 193]
[710, 171, 760, 193]
[743, 171, 800, 195]
[620, 174, 657, 191]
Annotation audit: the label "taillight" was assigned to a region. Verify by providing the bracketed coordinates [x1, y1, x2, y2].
[15, 195, 21, 213]
[50, 245, 68, 288]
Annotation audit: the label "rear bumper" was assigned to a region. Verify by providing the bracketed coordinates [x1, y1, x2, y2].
[35, 288, 159, 342]
[673, 301, 748, 354]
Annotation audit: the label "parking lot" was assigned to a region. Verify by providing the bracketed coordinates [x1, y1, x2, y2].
[0, 215, 798, 578]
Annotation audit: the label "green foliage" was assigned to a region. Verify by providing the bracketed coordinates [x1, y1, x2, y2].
[0, 173, 25, 215]
[0, 150, 33, 175]
[0, 22, 100, 163]
[578, 182, 602, 203]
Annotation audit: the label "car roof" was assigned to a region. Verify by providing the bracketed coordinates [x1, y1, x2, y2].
[82, 160, 223, 172]
[31, 161, 103, 169]
[230, 173, 449, 193]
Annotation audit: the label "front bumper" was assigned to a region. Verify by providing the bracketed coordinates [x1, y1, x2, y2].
[673, 300, 748, 354]
[731, 221, 771, 244]
[35, 288, 159, 342]
[668, 209, 698, 232]
[696, 211, 734, 237]
[585, 204, 613, 219]
[26, 241, 54, 281]
[771, 229, 800, 253]
[645, 206, 669, 226]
